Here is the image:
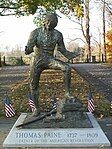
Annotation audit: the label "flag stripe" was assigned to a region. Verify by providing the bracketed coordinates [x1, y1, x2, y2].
[5, 110, 12, 117]
[5, 104, 15, 117]
[88, 91, 95, 113]
[4, 95, 15, 118]
[5, 104, 14, 113]
[88, 102, 95, 112]
[5, 104, 15, 114]
[28, 95, 36, 112]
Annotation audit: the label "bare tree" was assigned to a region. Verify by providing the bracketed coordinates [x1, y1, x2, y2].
[0, 31, 4, 66]
[60, 0, 91, 62]
[0, 52, 1, 67]
[103, 0, 107, 62]
[94, 0, 112, 62]
[92, 28, 102, 62]
[84, 0, 91, 62]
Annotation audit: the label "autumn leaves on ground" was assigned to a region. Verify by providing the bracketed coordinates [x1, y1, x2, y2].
[0, 68, 111, 118]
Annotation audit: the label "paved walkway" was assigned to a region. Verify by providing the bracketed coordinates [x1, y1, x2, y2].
[72, 63, 112, 102]
[0, 65, 29, 97]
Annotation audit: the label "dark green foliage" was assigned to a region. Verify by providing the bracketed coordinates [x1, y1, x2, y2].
[8, 57, 25, 66]
[0, 0, 83, 17]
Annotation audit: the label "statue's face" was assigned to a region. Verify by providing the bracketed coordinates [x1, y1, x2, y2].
[44, 13, 58, 30]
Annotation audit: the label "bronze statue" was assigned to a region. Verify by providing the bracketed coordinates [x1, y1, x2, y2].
[25, 13, 78, 117]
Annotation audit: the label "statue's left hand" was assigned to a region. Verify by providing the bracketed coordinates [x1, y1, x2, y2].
[68, 50, 82, 60]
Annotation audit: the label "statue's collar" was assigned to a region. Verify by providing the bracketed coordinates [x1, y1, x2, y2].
[43, 27, 53, 35]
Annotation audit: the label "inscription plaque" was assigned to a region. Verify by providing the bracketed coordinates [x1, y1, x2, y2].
[3, 113, 110, 148]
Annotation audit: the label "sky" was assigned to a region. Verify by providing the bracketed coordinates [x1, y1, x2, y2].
[0, 13, 84, 52]
[0, 15, 36, 52]
[0, 4, 105, 52]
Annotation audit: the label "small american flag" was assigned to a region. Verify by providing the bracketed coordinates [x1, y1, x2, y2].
[88, 90, 95, 113]
[3, 95, 15, 118]
[28, 93, 36, 112]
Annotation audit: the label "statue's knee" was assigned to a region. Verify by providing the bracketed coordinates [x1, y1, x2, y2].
[30, 78, 39, 90]
[30, 83, 38, 91]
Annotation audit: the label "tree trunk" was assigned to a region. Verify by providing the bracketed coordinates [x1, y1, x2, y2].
[84, 0, 91, 62]
[0, 53, 1, 67]
[103, 0, 107, 62]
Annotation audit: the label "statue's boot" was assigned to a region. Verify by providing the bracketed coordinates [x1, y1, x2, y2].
[65, 92, 74, 100]
[55, 100, 64, 119]
[32, 108, 40, 117]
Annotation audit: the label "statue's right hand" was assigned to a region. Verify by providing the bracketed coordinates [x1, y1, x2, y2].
[25, 51, 29, 55]
[25, 46, 33, 55]
[25, 46, 29, 55]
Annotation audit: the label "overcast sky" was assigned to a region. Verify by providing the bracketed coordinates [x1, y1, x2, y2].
[0, 3, 107, 52]
[0, 12, 85, 52]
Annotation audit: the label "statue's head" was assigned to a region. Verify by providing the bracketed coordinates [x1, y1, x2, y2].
[44, 13, 58, 30]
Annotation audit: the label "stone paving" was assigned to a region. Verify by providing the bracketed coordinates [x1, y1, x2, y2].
[0, 65, 29, 97]
[72, 63, 112, 102]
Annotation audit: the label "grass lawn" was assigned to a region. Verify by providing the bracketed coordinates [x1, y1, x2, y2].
[0, 69, 111, 118]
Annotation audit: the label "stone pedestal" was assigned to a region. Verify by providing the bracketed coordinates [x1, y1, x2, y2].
[3, 112, 110, 148]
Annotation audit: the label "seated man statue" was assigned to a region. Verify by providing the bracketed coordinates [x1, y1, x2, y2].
[25, 13, 78, 117]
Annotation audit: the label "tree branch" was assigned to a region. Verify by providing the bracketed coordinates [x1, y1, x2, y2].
[67, 37, 86, 44]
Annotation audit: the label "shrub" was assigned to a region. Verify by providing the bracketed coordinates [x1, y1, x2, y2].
[8, 57, 25, 66]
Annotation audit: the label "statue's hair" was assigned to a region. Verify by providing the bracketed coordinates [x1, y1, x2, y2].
[44, 13, 58, 29]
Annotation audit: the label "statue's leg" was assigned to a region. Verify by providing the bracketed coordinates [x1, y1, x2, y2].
[63, 65, 74, 99]
[48, 59, 73, 99]
[30, 66, 42, 116]
[48, 59, 74, 119]
[61, 63, 75, 99]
